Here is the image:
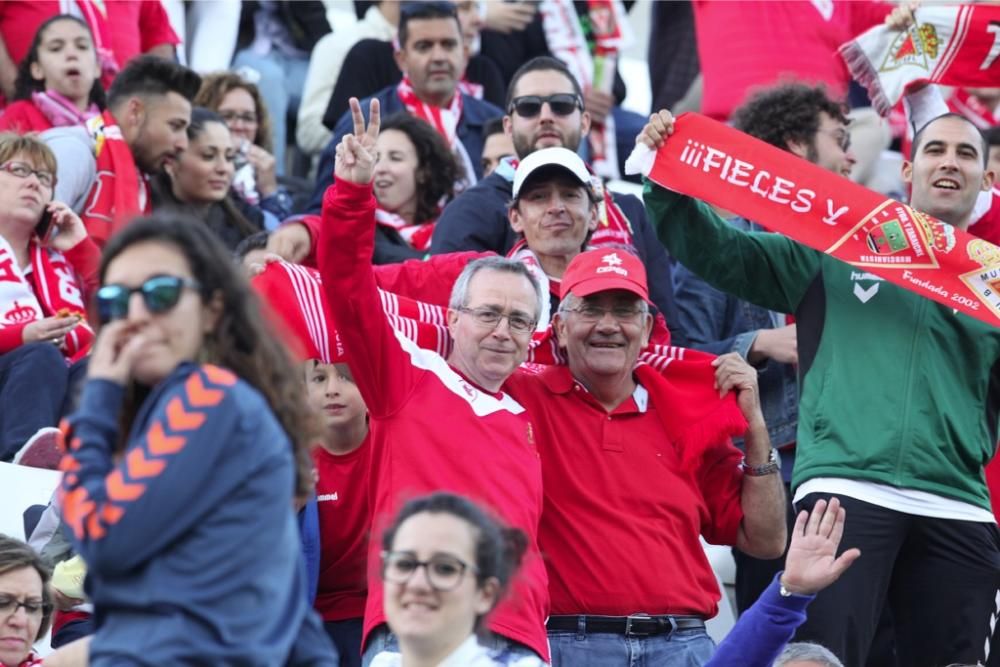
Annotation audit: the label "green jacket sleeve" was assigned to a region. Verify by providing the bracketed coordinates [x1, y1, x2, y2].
[644, 180, 821, 314]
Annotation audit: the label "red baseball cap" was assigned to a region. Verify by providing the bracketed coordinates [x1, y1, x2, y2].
[560, 248, 649, 301]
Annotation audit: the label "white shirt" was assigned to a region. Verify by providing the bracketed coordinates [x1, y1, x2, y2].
[369, 636, 547, 667]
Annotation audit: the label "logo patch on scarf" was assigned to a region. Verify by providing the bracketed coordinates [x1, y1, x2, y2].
[880, 23, 939, 72]
[827, 200, 952, 269]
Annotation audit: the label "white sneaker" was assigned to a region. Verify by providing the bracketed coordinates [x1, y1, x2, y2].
[12, 426, 63, 469]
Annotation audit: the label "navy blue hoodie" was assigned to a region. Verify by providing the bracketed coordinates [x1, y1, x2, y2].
[61, 363, 334, 666]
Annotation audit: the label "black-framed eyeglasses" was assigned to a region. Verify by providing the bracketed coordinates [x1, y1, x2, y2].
[816, 128, 851, 152]
[457, 306, 536, 335]
[0, 160, 55, 188]
[381, 551, 477, 591]
[563, 303, 646, 323]
[0, 594, 51, 618]
[96, 275, 202, 324]
[508, 94, 583, 118]
[219, 110, 258, 125]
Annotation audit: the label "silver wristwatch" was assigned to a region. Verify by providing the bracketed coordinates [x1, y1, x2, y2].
[740, 448, 780, 476]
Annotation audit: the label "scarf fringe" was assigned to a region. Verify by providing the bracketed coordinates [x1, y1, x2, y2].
[838, 40, 892, 117]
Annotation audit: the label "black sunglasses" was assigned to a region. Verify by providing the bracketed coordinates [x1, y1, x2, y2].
[96, 275, 201, 323]
[508, 94, 583, 118]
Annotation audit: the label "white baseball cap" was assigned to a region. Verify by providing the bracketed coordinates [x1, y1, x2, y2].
[512, 147, 596, 200]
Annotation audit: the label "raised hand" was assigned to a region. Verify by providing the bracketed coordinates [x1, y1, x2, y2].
[334, 97, 381, 186]
[43, 201, 88, 253]
[780, 497, 861, 595]
[636, 109, 676, 150]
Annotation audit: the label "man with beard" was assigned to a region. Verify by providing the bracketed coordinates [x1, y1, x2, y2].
[642, 104, 999, 666]
[304, 1, 500, 214]
[44, 55, 200, 245]
[430, 56, 686, 345]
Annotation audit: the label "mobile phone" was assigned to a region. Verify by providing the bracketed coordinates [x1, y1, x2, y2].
[35, 208, 53, 240]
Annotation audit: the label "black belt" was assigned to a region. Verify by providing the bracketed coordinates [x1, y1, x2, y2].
[546, 614, 706, 637]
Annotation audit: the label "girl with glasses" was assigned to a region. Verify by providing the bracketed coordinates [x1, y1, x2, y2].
[152, 107, 264, 251]
[0, 15, 104, 135]
[372, 492, 542, 667]
[0, 133, 95, 468]
[55, 215, 335, 665]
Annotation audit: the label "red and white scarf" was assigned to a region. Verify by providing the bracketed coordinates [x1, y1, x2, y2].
[539, 0, 632, 180]
[81, 110, 150, 246]
[30, 90, 99, 129]
[395, 76, 477, 189]
[375, 208, 436, 253]
[0, 236, 93, 362]
[626, 112, 1000, 329]
[840, 4, 1000, 116]
[948, 88, 999, 130]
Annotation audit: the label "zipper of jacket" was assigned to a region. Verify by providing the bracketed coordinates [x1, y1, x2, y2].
[893, 297, 928, 483]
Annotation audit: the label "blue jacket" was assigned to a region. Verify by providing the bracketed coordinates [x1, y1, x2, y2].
[672, 216, 797, 478]
[305, 85, 503, 213]
[429, 161, 688, 345]
[707, 573, 814, 666]
[62, 363, 335, 666]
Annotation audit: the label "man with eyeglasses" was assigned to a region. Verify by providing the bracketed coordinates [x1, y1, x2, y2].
[430, 55, 688, 346]
[317, 98, 550, 666]
[642, 90, 1000, 665]
[669, 83, 855, 621]
[304, 1, 501, 214]
[503, 247, 786, 667]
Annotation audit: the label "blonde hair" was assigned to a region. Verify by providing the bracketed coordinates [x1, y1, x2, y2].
[0, 132, 57, 176]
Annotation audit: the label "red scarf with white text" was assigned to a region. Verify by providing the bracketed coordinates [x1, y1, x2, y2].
[80, 110, 150, 246]
[0, 236, 93, 362]
[840, 4, 1000, 116]
[628, 112, 1000, 329]
[375, 208, 436, 252]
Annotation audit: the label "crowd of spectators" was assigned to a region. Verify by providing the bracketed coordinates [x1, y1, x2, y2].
[0, 1, 998, 666]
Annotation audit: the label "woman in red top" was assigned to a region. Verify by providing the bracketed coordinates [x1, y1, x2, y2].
[0, 15, 104, 134]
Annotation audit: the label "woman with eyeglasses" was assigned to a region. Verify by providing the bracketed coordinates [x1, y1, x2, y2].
[0, 15, 104, 134]
[371, 492, 543, 667]
[152, 107, 264, 251]
[56, 215, 336, 665]
[0, 536, 53, 667]
[0, 133, 95, 467]
[193, 72, 293, 225]
[370, 113, 459, 264]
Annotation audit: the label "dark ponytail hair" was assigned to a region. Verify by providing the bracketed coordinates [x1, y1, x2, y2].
[14, 14, 106, 109]
[381, 492, 528, 633]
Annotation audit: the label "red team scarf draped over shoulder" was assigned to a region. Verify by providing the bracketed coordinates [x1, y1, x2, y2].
[80, 110, 151, 246]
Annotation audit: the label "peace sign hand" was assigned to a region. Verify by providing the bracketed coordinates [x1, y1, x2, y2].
[334, 97, 381, 186]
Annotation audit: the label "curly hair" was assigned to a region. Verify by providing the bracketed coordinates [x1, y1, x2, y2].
[194, 72, 274, 154]
[731, 82, 849, 154]
[379, 112, 459, 222]
[13, 14, 105, 109]
[98, 215, 322, 501]
[0, 535, 53, 642]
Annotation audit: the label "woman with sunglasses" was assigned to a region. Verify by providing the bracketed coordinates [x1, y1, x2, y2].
[0, 133, 95, 467]
[57, 215, 336, 665]
[194, 72, 292, 225]
[371, 492, 543, 667]
[152, 107, 264, 251]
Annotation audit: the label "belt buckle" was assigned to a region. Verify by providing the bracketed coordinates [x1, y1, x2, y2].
[624, 613, 653, 637]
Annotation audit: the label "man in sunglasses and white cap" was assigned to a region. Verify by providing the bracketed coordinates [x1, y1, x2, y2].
[431, 55, 688, 346]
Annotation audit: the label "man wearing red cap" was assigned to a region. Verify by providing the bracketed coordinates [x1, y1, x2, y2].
[506, 247, 787, 666]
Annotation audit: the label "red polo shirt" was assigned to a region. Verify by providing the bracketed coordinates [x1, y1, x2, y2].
[313, 437, 372, 622]
[507, 365, 745, 618]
